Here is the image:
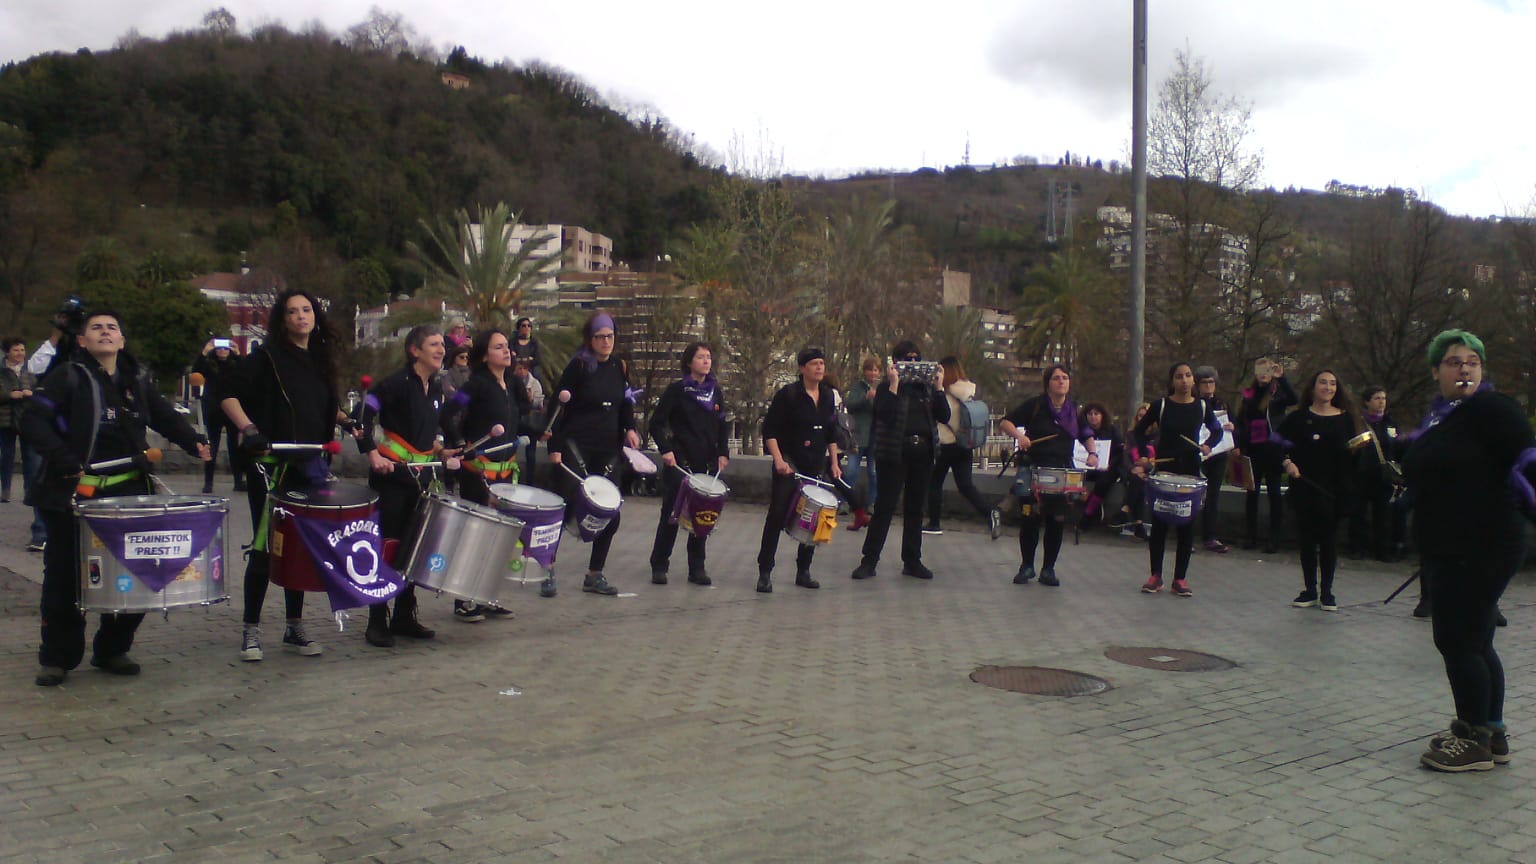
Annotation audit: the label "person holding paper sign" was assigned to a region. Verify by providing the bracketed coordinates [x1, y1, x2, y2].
[1194, 367, 1235, 553]
[999, 364, 1096, 587]
[1077, 402, 1124, 530]
[23, 308, 211, 686]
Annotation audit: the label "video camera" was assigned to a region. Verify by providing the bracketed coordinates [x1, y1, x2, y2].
[54, 295, 87, 337]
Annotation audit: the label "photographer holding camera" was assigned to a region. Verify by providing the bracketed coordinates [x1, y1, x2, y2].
[193, 336, 246, 493]
[28, 296, 88, 378]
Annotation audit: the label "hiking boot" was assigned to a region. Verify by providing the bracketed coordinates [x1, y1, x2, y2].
[1171, 578, 1193, 598]
[687, 570, 712, 586]
[795, 570, 820, 589]
[1038, 566, 1059, 587]
[1320, 593, 1339, 612]
[453, 601, 487, 623]
[921, 524, 943, 536]
[1421, 720, 1495, 772]
[391, 610, 436, 640]
[539, 576, 557, 598]
[35, 665, 66, 687]
[756, 570, 773, 593]
[851, 562, 877, 580]
[1013, 564, 1036, 585]
[1141, 574, 1163, 594]
[1432, 720, 1510, 765]
[240, 625, 264, 661]
[1292, 590, 1318, 608]
[989, 508, 1002, 541]
[902, 561, 934, 580]
[582, 571, 619, 595]
[651, 568, 668, 585]
[1204, 539, 1229, 554]
[282, 621, 322, 655]
[90, 654, 141, 676]
[365, 609, 394, 648]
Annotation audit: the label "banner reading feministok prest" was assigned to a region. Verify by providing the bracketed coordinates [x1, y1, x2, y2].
[80, 509, 225, 592]
[280, 505, 403, 611]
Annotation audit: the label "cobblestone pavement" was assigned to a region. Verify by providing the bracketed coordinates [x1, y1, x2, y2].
[3, 477, 1536, 863]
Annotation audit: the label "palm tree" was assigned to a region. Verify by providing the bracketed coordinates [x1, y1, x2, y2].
[409, 202, 559, 328]
[928, 304, 1005, 397]
[1015, 251, 1110, 372]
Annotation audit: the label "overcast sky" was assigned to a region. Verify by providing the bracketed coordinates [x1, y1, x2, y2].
[3, 0, 1533, 218]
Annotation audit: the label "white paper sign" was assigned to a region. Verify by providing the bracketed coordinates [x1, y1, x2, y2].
[1072, 439, 1114, 470]
[1199, 410, 1236, 459]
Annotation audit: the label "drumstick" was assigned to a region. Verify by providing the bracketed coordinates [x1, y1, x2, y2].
[1029, 434, 1058, 444]
[462, 424, 506, 455]
[88, 448, 163, 472]
[482, 435, 529, 456]
[544, 389, 572, 433]
[1180, 434, 1201, 449]
[270, 441, 344, 455]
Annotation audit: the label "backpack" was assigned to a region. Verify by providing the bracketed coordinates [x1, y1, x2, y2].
[832, 389, 856, 452]
[955, 397, 990, 450]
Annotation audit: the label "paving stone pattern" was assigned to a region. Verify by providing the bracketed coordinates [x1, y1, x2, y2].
[3, 478, 1535, 863]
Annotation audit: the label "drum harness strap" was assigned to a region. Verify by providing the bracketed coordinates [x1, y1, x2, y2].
[463, 455, 519, 483]
[250, 455, 289, 554]
[75, 470, 144, 498]
[378, 430, 438, 464]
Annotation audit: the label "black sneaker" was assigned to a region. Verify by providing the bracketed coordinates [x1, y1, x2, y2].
[1292, 590, 1319, 608]
[282, 621, 323, 655]
[651, 568, 668, 585]
[583, 572, 619, 595]
[921, 524, 943, 536]
[794, 570, 820, 589]
[1320, 594, 1339, 612]
[483, 604, 514, 619]
[989, 508, 1002, 541]
[1412, 597, 1430, 619]
[1497, 608, 1508, 627]
[901, 561, 934, 580]
[687, 570, 712, 586]
[851, 562, 877, 580]
[1037, 566, 1059, 587]
[1421, 720, 1495, 772]
[453, 601, 487, 623]
[756, 570, 773, 593]
[365, 618, 395, 648]
[240, 625, 264, 662]
[35, 665, 66, 687]
[1013, 565, 1035, 585]
[539, 576, 557, 598]
[90, 654, 141, 676]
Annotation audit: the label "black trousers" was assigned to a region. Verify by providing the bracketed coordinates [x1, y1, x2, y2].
[861, 442, 934, 566]
[1245, 445, 1285, 543]
[757, 470, 817, 574]
[555, 447, 622, 573]
[1148, 518, 1194, 581]
[1426, 548, 1521, 727]
[651, 466, 706, 574]
[39, 508, 143, 668]
[241, 464, 305, 626]
[1019, 495, 1070, 569]
[927, 443, 991, 525]
[204, 407, 243, 484]
[1292, 494, 1339, 595]
[1201, 454, 1229, 542]
[1348, 483, 1403, 559]
[373, 478, 422, 617]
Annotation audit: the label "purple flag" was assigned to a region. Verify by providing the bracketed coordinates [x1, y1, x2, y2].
[284, 506, 404, 612]
[81, 508, 225, 592]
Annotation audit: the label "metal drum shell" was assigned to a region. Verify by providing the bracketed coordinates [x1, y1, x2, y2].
[270, 483, 379, 592]
[75, 494, 230, 614]
[1031, 467, 1087, 497]
[402, 493, 526, 606]
[784, 484, 839, 546]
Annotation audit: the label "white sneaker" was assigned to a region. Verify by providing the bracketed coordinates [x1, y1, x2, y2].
[240, 626, 264, 662]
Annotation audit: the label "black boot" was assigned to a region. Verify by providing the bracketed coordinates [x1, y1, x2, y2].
[756, 569, 773, 593]
[389, 588, 435, 639]
[365, 604, 394, 647]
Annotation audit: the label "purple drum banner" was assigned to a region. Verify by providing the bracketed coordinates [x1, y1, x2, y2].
[81, 509, 225, 592]
[285, 507, 404, 611]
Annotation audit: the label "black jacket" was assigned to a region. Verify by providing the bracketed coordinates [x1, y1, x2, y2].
[443, 367, 523, 455]
[20, 350, 202, 511]
[224, 343, 339, 445]
[762, 379, 837, 476]
[1404, 391, 1534, 557]
[648, 377, 729, 474]
[871, 379, 949, 462]
[548, 355, 635, 459]
[1236, 376, 1296, 451]
[357, 365, 452, 490]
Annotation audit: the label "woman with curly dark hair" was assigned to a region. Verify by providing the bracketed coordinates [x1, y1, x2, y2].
[1277, 369, 1360, 611]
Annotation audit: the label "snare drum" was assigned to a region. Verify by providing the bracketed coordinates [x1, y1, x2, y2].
[401, 493, 526, 606]
[489, 483, 566, 583]
[673, 473, 730, 538]
[569, 475, 622, 541]
[75, 495, 229, 614]
[270, 483, 379, 592]
[1144, 473, 1207, 525]
[1032, 467, 1087, 498]
[784, 483, 839, 546]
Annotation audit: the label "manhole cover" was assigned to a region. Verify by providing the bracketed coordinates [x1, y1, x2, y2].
[1104, 647, 1235, 672]
[970, 665, 1110, 697]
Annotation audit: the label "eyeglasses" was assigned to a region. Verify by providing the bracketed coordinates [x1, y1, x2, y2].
[1441, 358, 1482, 371]
[592, 332, 616, 341]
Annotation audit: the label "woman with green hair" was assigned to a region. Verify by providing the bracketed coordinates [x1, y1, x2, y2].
[1404, 329, 1536, 772]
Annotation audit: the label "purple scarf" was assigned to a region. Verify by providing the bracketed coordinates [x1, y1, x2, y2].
[1364, 412, 1384, 425]
[1048, 397, 1080, 440]
[1405, 382, 1493, 441]
[680, 373, 717, 410]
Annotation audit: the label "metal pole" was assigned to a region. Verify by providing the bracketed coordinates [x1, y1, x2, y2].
[1127, 0, 1148, 425]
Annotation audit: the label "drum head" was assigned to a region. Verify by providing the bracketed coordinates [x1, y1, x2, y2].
[490, 483, 565, 510]
[582, 476, 622, 508]
[75, 494, 224, 516]
[687, 474, 730, 497]
[802, 485, 839, 508]
[278, 483, 379, 509]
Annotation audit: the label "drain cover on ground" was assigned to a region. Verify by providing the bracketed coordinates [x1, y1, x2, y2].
[1104, 647, 1235, 672]
[970, 665, 1110, 696]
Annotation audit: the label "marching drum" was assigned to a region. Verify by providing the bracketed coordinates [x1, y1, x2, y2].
[270, 483, 379, 592]
[489, 483, 567, 583]
[401, 493, 526, 606]
[1030, 467, 1087, 499]
[75, 495, 229, 614]
[784, 483, 839, 546]
[672, 473, 730, 538]
[569, 475, 623, 542]
[1144, 473, 1207, 525]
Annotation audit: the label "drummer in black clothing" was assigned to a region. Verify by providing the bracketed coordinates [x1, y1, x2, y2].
[757, 347, 842, 593]
[1131, 362, 1222, 598]
[1000, 364, 1098, 587]
[647, 342, 730, 587]
[546, 312, 640, 598]
[851, 340, 948, 582]
[357, 325, 455, 647]
[23, 308, 211, 687]
[221, 289, 353, 661]
[442, 327, 524, 622]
